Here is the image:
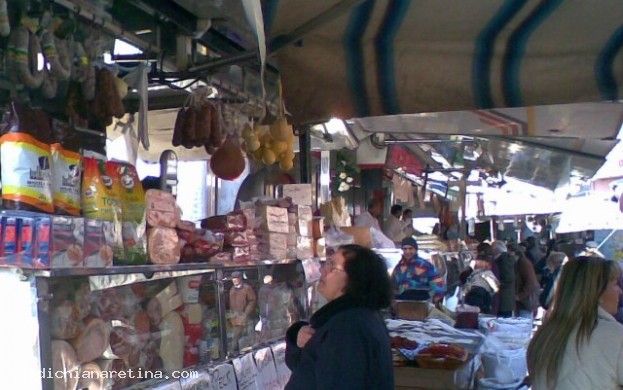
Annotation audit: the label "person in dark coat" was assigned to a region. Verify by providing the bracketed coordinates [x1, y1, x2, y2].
[284, 245, 394, 390]
[491, 240, 516, 318]
[508, 244, 540, 318]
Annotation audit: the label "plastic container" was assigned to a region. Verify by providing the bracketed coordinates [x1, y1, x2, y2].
[478, 377, 523, 390]
[482, 347, 527, 383]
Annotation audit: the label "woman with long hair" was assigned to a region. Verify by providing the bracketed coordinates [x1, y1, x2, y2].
[527, 257, 623, 389]
[284, 244, 394, 389]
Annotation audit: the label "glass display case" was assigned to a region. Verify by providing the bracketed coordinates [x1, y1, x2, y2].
[0, 260, 309, 390]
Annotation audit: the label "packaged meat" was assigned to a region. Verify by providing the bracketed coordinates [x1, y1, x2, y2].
[256, 232, 288, 250]
[50, 216, 84, 268]
[145, 189, 178, 228]
[183, 322, 203, 367]
[147, 227, 181, 264]
[131, 310, 151, 347]
[71, 316, 110, 363]
[241, 208, 255, 231]
[224, 231, 249, 247]
[94, 288, 123, 320]
[83, 219, 115, 267]
[51, 301, 84, 340]
[177, 220, 196, 232]
[76, 362, 104, 390]
[146, 282, 182, 325]
[201, 211, 246, 232]
[159, 311, 185, 373]
[256, 205, 289, 233]
[296, 237, 314, 259]
[51, 340, 80, 390]
[50, 142, 82, 216]
[228, 246, 251, 263]
[103, 319, 136, 360]
[114, 162, 147, 265]
[211, 251, 233, 264]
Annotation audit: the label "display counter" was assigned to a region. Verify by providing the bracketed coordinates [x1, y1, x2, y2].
[388, 319, 485, 390]
[0, 259, 309, 390]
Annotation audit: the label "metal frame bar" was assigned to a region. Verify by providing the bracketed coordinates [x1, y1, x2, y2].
[189, 0, 366, 73]
[483, 135, 608, 161]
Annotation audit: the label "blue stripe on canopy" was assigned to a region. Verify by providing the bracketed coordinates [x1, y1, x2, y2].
[375, 0, 411, 115]
[472, 0, 528, 108]
[344, 0, 376, 117]
[596, 25, 623, 101]
[502, 0, 565, 107]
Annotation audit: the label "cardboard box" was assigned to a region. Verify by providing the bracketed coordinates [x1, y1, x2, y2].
[282, 184, 313, 206]
[394, 301, 429, 321]
[84, 219, 113, 267]
[340, 227, 372, 248]
[256, 206, 289, 234]
[296, 236, 314, 259]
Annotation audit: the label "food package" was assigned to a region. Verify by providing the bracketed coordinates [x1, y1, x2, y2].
[31, 215, 51, 268]
[145, 189, 179, 228]
[312, 217, 325, 239]
[0, 103, 54, 213]
[296, 237, 314, 259]
[50, 216, 84, 268]
[83, 219, 117, 267]
[224, 231, 249, 247]
[82, 157, 124, 261]
[183, 322, 203, 367]
[241, 208, 255, 231]
[51, 340, 80, 390]
[102, 319, 137, 360]
[228, 246, 251, 264]
[71, 316, 111, 363]
[147, 227, 181, 264]
[256, 205, 289, 233]
[201, 211, 247, 232]
[211, 251, 233, 264]
[14, 217, 34, 266]
[159, 311, 185, 373]
[314, 238, 326, 258]
[0, 216, 17, 264]
[50, 300, 84, 340]
[296, 220, 313, 238]
[281, 184, 313, 206]
[295, 205, 313, 221]
[50, 143, 81, 216]
[114, 162, 147, 265]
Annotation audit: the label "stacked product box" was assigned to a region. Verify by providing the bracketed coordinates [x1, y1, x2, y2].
[255, 205, 289, 260]
[0, 211, 86, 268]
[294, 205, 314, 259]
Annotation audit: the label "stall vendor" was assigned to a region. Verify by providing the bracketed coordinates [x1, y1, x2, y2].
[391, 237, 446, 303]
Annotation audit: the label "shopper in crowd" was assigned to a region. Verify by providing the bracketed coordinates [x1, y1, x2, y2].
[508, 243, 540, 318]
[402, 209, 417, 237]
[461, 262, 499, 315]
[354, 198, 382, 231]
[284, 245, 394, 389]
[539, 251, 567, 310]
[527, 257, 623, 389]
[385, 204, 406, 244]
[391, 237, 446, 303]
[524, 236, 545, 266]
[229, 271, 257, 354]
[490, 240, 516, 317]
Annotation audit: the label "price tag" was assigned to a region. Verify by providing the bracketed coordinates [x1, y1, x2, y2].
[254, 347, 280, 390]
[232, 354, 260, 390]
[271, 342, 291, 389]
[209, 364, 237, 390]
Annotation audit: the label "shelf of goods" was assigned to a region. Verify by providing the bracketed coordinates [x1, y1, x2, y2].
[0, 258, 311, 390]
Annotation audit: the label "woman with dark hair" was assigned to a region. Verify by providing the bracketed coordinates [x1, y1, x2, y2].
[284, 244, 394, 389]
[527, 257, 623, 389]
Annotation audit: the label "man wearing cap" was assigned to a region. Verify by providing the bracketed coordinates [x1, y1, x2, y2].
[391, 237, 446, 303]
[229, 271, 257, 354]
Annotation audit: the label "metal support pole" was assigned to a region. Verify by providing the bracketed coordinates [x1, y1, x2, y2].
[319, 151, 331, 206]
[299, 127, 312, 184]
[215, 268, 228, 358]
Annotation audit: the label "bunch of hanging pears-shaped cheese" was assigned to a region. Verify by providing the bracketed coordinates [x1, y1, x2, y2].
[243, 118, 296, 171]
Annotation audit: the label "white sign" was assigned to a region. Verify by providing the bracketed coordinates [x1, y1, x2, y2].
[180, 370, 211, 390]
[282, 184, 313, 206]
[233, 354, 260, 390]
[254, 348, 281, 390]
[301, 258, 322, 283]
[271, 342, 292, 389]
[209, 364, 237, 390]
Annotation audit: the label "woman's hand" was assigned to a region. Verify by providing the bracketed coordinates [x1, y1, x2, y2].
[297, 325, 315, 348]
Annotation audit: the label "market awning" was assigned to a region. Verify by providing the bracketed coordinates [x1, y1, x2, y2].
[269, 0, 623, 124]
